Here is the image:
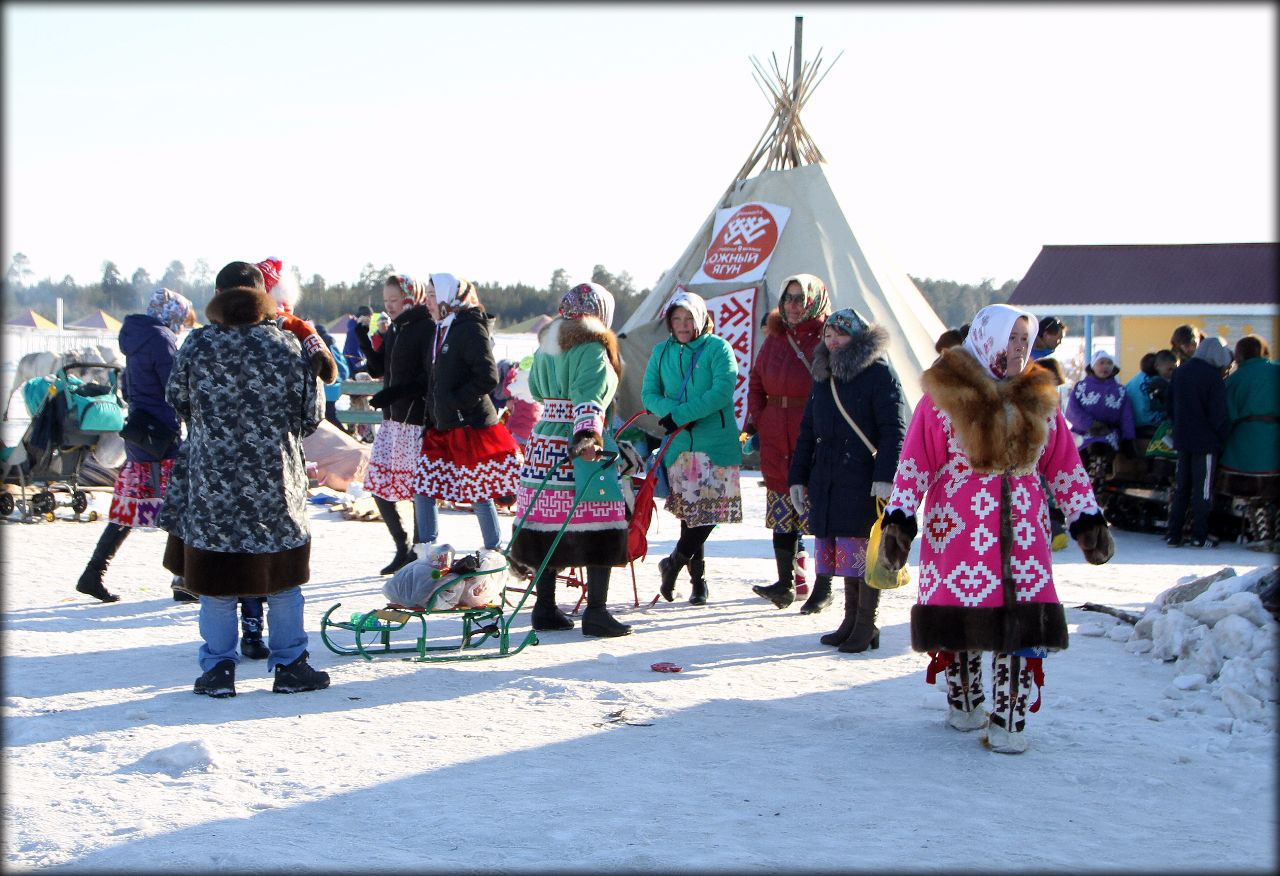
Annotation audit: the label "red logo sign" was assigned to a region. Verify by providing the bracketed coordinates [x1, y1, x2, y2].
[700, 204, 780, 281]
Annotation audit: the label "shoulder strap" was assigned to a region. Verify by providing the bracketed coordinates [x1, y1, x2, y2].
[830, 381, 876, 457]
[784, 332, 812, 370]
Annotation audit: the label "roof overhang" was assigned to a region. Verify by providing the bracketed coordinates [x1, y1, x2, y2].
[1027, 304, 1279, 317]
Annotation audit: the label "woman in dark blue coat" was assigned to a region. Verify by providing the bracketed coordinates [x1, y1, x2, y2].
[75, 289, 194, 603]
[788, 308, 907, 653]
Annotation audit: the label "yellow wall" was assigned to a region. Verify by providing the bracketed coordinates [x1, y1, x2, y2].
[1118, 314, 1280, 368]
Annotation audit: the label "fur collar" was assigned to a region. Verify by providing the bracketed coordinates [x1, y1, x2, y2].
[538, 316, 622, 377]
[811, 324, 889, 383]
[765, 311, 824, 339]
[923, 347, 1061, 473]
[205, 287, 277, 327]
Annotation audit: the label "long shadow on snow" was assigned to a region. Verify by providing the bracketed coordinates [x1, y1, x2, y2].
[3, 617, 912, 750]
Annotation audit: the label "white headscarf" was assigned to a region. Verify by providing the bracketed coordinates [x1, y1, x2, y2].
[429, 273, 465, 332]
[664, 289, 711, 340]
[963, 303, 1038, 379]
[1090, 349, 1116, 369]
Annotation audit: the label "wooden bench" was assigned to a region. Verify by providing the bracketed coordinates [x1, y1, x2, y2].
[336, 379, 384, 426]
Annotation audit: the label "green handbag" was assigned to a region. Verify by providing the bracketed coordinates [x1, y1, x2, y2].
[573, 438, 623, 503]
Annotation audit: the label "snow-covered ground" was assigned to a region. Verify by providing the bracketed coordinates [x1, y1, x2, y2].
[2, 475, 1276, 873]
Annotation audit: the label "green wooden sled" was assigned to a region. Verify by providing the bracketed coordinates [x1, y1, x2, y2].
[319, 451, 617, 663]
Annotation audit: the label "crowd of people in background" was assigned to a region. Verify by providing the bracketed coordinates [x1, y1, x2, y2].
[65, 258, 1276, 753]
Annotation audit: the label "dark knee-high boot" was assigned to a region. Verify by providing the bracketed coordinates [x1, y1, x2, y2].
[820, 576, 860, 645]
[582, 566, 632, 637]
[374, 496, 412, 575]
[658, 550, 690, 602]
[688, 546, 709, 605]
[837, 578, 880, 653]
[76, 522, 129, 602]
[531, 568, 574, 631]
[753, 541, 796, 609]
[798, 572, 833, 615]
[239, 597, 270, 660]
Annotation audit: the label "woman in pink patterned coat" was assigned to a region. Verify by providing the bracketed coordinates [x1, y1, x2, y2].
[877, 304, 1115, 754]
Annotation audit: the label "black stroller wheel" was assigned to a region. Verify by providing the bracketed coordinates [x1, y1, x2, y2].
[0, 493, 13, 517]
[71, 491, 89, 515]
[32, 491, 56, 515]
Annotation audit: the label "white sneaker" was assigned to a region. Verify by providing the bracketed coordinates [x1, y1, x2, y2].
[984, 722, 1029, 754]
[947, 706, 989, 732]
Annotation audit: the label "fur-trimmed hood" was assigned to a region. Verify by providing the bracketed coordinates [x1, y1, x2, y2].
[538, 316, 622, 377]
[811, 324, 890, 383]
[205, 287, 277, 328]
[923, 347, 1061, 473]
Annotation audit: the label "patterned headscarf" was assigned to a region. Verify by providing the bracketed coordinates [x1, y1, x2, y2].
[778, 273, 832, 325]
[824, 307, 869, 337]
[145, 288, 194, 334]
[963, 303, 1038, 380]
[558, 282, 616, 329]
[664, 289, 711, 340]
[387, 274, 428, 305]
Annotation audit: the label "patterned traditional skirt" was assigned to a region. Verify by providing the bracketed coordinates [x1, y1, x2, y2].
[109, 459, 175, 528]
[814, 536, 868, 577]
[415, 423, 523, 503]
[363, 418, 422, 501]
[664, 451, 743, 527]
[765, 487, 811, 534]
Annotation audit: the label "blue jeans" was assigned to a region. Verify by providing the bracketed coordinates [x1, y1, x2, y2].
[414, 494, 501, 551]
[199, 586, 308, 672]
[413, 493, 439, 544]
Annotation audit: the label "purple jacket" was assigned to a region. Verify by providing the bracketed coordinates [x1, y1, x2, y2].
[118, 314, 181, 462]
[1067, 372, 1135, 451]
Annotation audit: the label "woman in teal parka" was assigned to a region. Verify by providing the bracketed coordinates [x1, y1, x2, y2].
[641, 290, 743, 605]
[1220, 334, 1279, 550]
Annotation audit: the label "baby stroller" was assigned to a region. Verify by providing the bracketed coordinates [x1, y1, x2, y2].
[0, 363, 126, 522]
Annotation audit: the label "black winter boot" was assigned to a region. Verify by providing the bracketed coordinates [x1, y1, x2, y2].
[582, 566, 632, 637]
[76, 522, 129, 603]
[820, 577, 861, 646]
[658, 550, 690, 602]
[194, 659, 236, 698]
[688, 547, 709, 606]
[799, 573, 833, 615]
[531, 569, 574, 631]
[240, 598, 270, 660]
[375, 496, 413, 575]
[838, 578, 881, 653]
[272, 651, 331, 694]
[171, 576, 199, 602]
[753, 545, 797, 609]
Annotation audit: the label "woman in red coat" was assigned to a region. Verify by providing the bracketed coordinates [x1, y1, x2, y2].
[747, 273, 832, 613]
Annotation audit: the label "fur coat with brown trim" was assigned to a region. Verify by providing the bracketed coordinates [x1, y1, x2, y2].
[541, 315, 622, 455]
[922, 346, 1061, 474]
[789, 325, 908, 538]
[157, 286, 324, 596]
[508, 315, 629, 574]
[887, 347, 1103, 654]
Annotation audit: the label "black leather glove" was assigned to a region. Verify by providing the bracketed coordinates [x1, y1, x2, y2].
[1119, 439, 1137, 459]
[879, 508, 917, 571]
[658, 414, 679, 434]
[1088, 421, 1112, 437]
[1070, 511, 1115, 565]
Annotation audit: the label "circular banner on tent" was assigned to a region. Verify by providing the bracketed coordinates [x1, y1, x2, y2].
[692, 202, 791, 284]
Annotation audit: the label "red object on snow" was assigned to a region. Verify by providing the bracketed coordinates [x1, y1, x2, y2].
[651, 662, 683, 673]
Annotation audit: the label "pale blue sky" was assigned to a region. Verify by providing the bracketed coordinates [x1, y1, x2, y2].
[4, 3, 1275, 292]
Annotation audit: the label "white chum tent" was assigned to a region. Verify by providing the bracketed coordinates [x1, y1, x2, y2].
[614, 28, 945, 430]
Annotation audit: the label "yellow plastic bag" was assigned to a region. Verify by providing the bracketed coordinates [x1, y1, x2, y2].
[866, 503, 911, 590]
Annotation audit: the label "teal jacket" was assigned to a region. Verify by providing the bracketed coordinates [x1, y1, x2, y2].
[1221, 357, 1280, 474]
[641, 332, 743, 467]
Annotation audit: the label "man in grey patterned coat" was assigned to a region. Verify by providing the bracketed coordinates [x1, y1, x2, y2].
[159, 261, 329, 697]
